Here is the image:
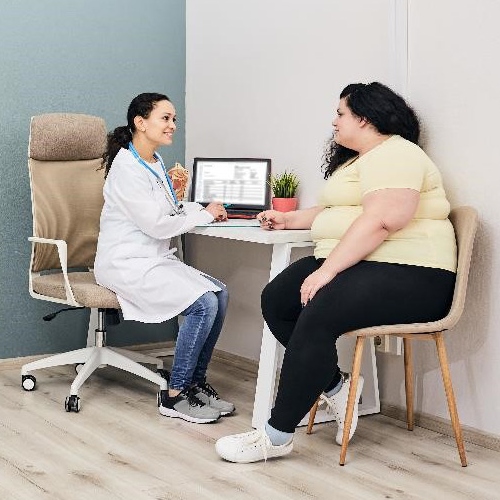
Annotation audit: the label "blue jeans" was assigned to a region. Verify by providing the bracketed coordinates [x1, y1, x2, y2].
[169, 276, 228, 390]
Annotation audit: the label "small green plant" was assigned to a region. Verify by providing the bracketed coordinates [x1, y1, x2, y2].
[269, 170, 300, 198]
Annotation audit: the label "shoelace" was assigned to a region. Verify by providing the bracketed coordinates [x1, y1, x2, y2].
[181, 387, 205, 408]
[241, 429, 271, 462]
[318, 372, 349, 421]
[197, 380, 219, 399]
[318, 393, 343, 422]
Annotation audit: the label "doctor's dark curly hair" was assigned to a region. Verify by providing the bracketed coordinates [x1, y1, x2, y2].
[322, 82, 420, 178]
[101, 92, 171, 177]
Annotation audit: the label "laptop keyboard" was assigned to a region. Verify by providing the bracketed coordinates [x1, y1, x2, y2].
[227, 209, 260, 219]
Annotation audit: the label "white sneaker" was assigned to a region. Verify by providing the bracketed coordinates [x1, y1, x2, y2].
[320, 372, 364, 445]
[215, 428, 293, 463]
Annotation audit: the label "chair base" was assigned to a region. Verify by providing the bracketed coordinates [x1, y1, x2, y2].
[21, 345, 169, 396]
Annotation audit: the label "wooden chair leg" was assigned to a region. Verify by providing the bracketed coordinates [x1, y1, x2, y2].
[403, 337, 414, 431]
[306, 398, 320, 434]
[339, 336, 364, 466]
[434, 332, 467, 467]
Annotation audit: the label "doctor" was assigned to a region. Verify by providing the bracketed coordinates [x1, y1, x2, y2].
[95, 92, 234, 424]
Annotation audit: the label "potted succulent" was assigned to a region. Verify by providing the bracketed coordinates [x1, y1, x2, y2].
[269, 170, 300, 212]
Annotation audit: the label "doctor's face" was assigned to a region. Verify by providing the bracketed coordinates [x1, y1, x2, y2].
[140, 99, 177, 148]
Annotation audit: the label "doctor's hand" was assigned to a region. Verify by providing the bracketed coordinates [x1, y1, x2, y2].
[257, 210, 286, 231]
[205, 202, 227, 221]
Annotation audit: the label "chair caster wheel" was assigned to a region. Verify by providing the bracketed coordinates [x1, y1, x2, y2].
[65, 395, 81, 412]
[157, 369, 170, 382]
[22, 374, 36, 391]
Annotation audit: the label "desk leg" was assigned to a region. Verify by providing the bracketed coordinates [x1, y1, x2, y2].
[251, 243, 292, 429]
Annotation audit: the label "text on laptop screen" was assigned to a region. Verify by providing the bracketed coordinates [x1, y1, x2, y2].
[192, 158, 271, 209]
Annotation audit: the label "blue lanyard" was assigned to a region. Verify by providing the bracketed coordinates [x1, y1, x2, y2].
[128, 142, 179, 205]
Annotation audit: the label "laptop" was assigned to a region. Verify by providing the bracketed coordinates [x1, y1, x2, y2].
[191, 157, 271, 219]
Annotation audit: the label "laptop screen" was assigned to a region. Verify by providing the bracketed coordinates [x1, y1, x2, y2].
[191, 157, 271, 211]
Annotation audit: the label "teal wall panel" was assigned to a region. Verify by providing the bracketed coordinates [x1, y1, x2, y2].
[0, 1, 186, 358]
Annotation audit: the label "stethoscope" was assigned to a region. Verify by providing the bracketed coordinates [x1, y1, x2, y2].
[128, 142, 185, 216]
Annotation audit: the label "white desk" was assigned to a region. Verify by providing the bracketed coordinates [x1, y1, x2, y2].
[189, 226, 380, 428]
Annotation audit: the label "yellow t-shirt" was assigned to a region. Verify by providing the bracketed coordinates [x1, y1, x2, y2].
[311, 135, 457, 272]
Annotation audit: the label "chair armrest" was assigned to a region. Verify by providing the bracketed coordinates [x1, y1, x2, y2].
[28, 236, 80, 306]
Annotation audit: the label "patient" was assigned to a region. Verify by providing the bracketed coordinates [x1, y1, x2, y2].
[215, 82, 457, 462]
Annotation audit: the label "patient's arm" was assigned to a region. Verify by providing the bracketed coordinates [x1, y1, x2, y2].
[257, 206, 324, 230]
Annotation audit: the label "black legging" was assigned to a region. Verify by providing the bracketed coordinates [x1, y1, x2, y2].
[262, 256, 456, 433]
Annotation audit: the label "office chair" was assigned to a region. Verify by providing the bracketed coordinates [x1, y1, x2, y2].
[21, 113, 169, 412]
[307, 206, 478, 467]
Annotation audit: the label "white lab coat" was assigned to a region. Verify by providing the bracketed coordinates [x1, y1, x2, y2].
[94, 148, 220, 323]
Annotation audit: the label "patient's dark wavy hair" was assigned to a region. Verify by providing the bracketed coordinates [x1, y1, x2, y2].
[322, 82, 420, 178]
[101, 92, 170, 177]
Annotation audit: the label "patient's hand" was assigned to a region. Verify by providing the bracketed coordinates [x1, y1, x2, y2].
[257, 210, 286, 230]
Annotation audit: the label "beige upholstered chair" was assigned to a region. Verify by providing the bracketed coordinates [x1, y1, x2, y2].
[307, 206, 478, 467]
[21, 113, 168, 412]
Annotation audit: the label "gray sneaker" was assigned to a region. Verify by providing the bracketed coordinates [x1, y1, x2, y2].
[158, 387, 220, 423]
[194, 380, 235, 416]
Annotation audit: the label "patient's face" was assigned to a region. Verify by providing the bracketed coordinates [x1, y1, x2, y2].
[143, 100, 177, 148]
[332, 98, 362, 150]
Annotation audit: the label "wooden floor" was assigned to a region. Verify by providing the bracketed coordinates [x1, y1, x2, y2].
[1, 353, 499, 500]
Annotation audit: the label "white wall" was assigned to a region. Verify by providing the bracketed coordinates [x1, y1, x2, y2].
[186, 0, 500, 437]
[186, 0, 394, 206]
[379, 0, 500, 437]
